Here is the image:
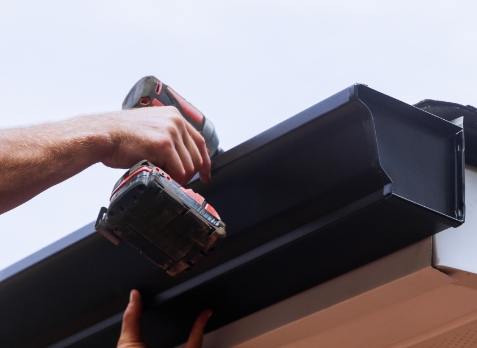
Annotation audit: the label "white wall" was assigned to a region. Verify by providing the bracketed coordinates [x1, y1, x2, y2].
[434, 166, 477, 274]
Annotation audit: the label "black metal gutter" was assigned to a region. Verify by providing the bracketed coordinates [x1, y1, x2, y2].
[0, 85, 464, 347]
[414, 99, 477, 166]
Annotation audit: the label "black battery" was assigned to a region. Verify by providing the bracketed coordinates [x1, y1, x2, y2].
[95, 160, 226, 276]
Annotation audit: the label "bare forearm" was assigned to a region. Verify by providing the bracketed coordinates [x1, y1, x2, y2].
[0, 115, 111, 214]
[0, 106, 211, 214]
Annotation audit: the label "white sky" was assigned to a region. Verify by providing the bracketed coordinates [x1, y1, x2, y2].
[0, 0, 476, 270]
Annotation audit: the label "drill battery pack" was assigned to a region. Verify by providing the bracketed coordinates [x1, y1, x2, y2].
[95, 160, 226, 276]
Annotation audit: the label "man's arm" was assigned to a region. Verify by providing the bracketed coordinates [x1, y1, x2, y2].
[0, 106, 211, 214]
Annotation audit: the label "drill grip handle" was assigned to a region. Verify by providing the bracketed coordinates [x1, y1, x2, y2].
[122, 76, 220, 156]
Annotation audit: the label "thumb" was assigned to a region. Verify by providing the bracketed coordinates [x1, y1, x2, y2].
[118, 290, 143, 346]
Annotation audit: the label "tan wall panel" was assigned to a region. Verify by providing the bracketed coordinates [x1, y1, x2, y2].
[274, 285, 477, 348]
[191, 239, 435, 348]
[236, 268, 465, 348]
[395, 311, 477, 348]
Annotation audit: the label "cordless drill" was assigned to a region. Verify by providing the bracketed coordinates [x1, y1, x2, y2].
[95, 76, 226, 276]
[123, 76, 222, 156]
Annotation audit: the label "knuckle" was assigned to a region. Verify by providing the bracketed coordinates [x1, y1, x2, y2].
[165, 124, 179, 138]
[196, 136, 206, 147]
[183, 159, 194, 175]
[170, 112, 184, 124]
[175, 169, 186, 183]
[157, 137, 174, 150]
[194, 157, 204, 170]
[122, 310, 133, 321]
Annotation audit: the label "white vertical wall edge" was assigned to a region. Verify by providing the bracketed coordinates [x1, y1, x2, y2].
[434, 166, 477, 274]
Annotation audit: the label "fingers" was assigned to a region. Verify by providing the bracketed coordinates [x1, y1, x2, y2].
[184, 121, 211, 184]
[164, 114, 210, 185]
[102, 107, 212, 185]
[118, 290, 143, 347]
[173, 131, 199, 185]
[185, 310, 213, 348]
[160, 140, 190, 186]
[117, 288, 211, 348]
